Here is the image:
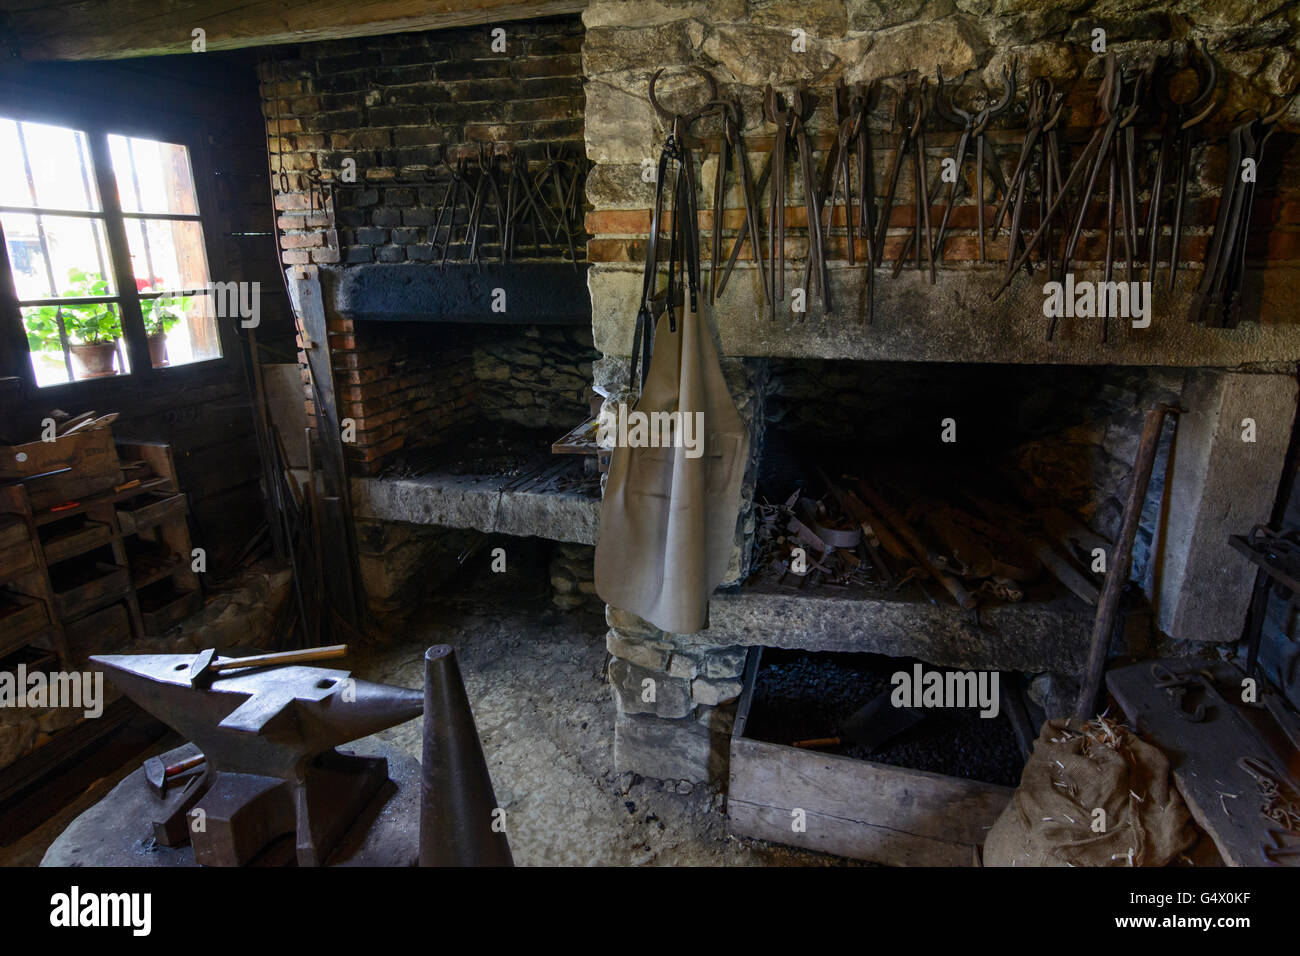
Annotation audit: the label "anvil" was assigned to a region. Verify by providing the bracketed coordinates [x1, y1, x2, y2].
[92, 652, 423, 866]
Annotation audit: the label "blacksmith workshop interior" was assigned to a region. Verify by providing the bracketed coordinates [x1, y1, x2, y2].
[0, 0, 1297, 871]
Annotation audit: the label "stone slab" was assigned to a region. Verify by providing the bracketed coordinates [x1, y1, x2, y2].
[697, 586, 1095, 673]
[352, 474, 600, 545]
[589, 264, 1300, 367]
[1155, 370, 1298, 642]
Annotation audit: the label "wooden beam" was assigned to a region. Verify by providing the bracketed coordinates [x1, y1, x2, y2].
[0, 0, 587, 62]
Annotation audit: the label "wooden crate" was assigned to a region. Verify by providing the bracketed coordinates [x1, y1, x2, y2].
[40, 517, 113, 565]
[0, 591, 49, 650]
[727, 649, 1015, 866]
[51, 560, 130, 620]
[0, 427, 118, 480]
[115, 491, 186, 535]
[137, 581, 202, 636]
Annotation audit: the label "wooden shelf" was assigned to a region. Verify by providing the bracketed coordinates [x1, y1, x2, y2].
[1, 437, 201, 669]
[40, 517, 114, 565]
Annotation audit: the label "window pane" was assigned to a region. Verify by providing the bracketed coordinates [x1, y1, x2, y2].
[143, 293, 220, 367]
[2, 212, 116, 300]
[22, 301, 128, 386]
[0, 118, 101, 211]
[109, 135, 198, 215]
[126, 217, 209, 293]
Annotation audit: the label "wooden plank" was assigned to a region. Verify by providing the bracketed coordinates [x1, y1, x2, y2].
[551, 418, 599, 456]
[728, 736, 1012, 851]
[6, 0, 588, 61]
[727, 799, 978, 867]
[1107, 658, 1300, 867]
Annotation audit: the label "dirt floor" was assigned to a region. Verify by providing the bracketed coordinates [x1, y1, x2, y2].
[351, 590, 854, 866]
[1, 584, 853, 867]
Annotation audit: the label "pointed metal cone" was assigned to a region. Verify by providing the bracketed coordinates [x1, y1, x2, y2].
[419, 645, 514, 867]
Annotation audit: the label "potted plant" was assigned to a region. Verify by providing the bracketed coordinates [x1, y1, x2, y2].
[24, 269, 122, 379]
[137, 279, 188, 367]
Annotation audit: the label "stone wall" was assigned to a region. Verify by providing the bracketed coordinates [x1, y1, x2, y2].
[582, 0, 1300, 362]
[474, 325, 598, 430]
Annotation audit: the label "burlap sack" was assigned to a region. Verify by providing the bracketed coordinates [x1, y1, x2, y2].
[984, 717, 1196, 867]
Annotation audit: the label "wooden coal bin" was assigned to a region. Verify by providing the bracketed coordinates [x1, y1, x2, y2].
[727, 648, 1023, 866]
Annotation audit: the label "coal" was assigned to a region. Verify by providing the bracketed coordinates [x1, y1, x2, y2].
[746, 648, 1025, 787]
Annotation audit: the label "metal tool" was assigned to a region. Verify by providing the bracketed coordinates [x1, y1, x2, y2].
[993, 76, 1066, 278]
[762, 84, 829, 315]
[1149, 40, 1219, 291]
[878, 75, 935, 282]
[142, 752, 206, 794]
[708, 98, 769, 306]
[630, 67, 720, 385]
[1150, 662, 1211, 722]
[930, 63, 1016, 266]
[187, 643, 348, 687]
[1193, 92, 1293, 327]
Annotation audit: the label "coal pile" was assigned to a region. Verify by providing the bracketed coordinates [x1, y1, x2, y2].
[746, 648, 1024, 787]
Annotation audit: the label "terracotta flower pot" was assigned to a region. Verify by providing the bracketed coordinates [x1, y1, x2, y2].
[69, 342, 119, 379]
[147, 333, 169, 367]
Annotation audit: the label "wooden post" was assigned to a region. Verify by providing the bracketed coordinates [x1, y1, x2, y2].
[1074, 404, 1178, 719]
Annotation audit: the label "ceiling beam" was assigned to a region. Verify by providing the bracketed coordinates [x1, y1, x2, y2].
[0, 0, 588, 61]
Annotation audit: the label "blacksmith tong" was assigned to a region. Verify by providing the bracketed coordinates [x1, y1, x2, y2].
[1147, 40, 1219, 291]
[929, 62, 1015, 267]
[764, 84, 829, 316]
[877, 75, 935, 282]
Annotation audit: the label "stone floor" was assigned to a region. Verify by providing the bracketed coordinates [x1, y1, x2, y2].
[352, 591, 852, 866]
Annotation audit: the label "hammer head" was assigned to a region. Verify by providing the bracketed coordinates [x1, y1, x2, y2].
[143, 756, 167, 794]
[188, 648, 217, 687]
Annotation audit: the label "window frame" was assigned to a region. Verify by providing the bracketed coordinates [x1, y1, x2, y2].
[0, 94, 238, 399]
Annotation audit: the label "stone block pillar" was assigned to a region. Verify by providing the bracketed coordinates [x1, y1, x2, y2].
[1154, 370, 1297, 643]
[605, 608, 746, 785]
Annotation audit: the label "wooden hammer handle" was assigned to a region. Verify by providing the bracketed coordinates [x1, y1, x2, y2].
[211, 644, 347, 672]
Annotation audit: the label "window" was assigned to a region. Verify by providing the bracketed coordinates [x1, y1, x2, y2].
[0, 117, 221, 387]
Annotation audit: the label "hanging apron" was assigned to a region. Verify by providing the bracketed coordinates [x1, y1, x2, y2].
[595, 124, 749, 634]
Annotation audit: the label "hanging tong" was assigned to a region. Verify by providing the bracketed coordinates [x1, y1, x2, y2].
[994, 76, 1066, 278]
[434, 156, 467, 266]
[764, 84, 795, 316]
[629, 66, 718, 389]
[996, 53, 1125, 319]
[1149, 40, 1219, 291]
[880, 75, 935, 282]
[712, 98, 769, 306]
[1193, 90, 1295, 327]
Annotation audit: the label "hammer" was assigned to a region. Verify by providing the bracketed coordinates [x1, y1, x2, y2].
[187, 644, 348, 687]
[142, 752, 206, 794]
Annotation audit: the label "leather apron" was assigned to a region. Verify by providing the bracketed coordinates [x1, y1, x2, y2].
[594, 298, 748, 634]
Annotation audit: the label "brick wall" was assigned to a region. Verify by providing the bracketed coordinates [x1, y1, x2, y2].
[259, 15, 588, 473]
